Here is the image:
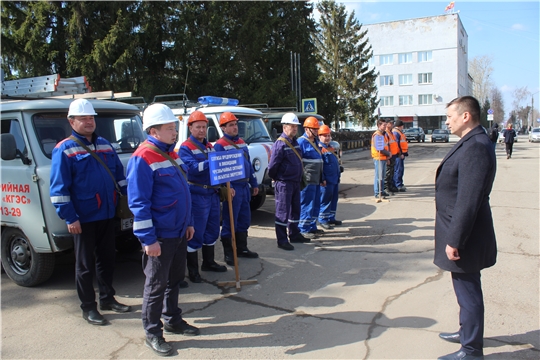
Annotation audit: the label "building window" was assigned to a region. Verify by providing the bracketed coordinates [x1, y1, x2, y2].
[399, 74, 413, 86]
[399, 95, 413, 106]
[380, 75, 394, 86]
[380, 54, 393, 65]
[418, 73, 433, 84]
[380, 96, 394, 106]
[398, 53, 412, 64]
[418, 94, 433, 105]
[418, 51, 432, 62]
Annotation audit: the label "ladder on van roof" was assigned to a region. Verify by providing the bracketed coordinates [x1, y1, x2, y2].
[1, 74, 133, 100]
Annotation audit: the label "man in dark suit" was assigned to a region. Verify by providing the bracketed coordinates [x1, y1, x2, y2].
[435, 96, 497, 360]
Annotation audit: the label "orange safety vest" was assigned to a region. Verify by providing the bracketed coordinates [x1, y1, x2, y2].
[394, 128, 409, 154]
[371, 130, 389, 160]
[386, 130, 399, 155]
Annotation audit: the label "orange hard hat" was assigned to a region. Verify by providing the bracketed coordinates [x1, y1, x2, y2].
[319, 124, 331, 135]
[219, 112, 238, 126]
[303, 116, 320, 129]
[187, 110, 208, 125]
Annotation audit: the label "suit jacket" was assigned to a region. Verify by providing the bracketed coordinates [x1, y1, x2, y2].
[434, 125, 497, 273]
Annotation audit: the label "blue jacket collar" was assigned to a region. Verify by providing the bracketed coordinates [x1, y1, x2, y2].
[147, 135, 176, 152]
[223, 133, 239, 142]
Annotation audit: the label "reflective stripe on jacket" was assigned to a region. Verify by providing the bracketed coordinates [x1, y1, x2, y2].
[126, 136, 192, 246]
[50, 131, 126, 224]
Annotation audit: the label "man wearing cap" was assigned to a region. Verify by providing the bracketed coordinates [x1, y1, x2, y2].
[268, 113, 309, 250]
[50, 99, 132, 326]
[298, 117, 325, 236]
[214, 112, 259, 265]
[126, 103, 199, 356]
[393, 120, 409, 192]
[179, 110, 227, 283]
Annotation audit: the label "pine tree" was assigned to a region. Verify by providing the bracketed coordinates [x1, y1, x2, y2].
[314, 0, 378, 128]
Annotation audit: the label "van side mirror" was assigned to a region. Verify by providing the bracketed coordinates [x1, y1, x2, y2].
[1, 133, 32, 164]
[1, 133, 17, 160]
[207, 127, 218, 142]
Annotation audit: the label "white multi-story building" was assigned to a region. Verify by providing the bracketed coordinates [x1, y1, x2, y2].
[365, 13, 470, 131]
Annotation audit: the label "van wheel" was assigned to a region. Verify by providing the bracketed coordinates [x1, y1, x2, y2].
[250, 191, 266, 211]
[1, 228, 55, 287]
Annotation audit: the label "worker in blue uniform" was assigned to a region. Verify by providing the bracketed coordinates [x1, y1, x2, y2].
[317, 125, 342, 228]
[126, 103, 199, 357]
[214, 112, 259, 265]
[268, 113, 309, 250]
[179, 110, 227, 283]
[297, 116, 325, 237]
[50, 99, 132, 326]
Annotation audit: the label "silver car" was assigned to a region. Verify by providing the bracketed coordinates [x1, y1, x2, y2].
[529, 128, 540, 143]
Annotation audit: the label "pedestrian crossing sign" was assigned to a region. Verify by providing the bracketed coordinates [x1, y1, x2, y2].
[302, 98, 317, 113]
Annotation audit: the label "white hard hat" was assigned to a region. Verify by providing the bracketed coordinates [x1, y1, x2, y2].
[142, 103, 178, 131]
[281, 112, 300, 125]
[68, 99, 97, 117]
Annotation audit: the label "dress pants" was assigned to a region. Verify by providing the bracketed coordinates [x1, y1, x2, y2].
[74, 219, 116, 312]
[452, 271, 484, 356]
[274, 180, 301, 244]
[142, 236, 187, 339]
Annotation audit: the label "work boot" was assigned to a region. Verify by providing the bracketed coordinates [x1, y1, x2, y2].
[235, 232, 258, 258]
[186, 252, 202, 283]
[201, 245, 227, 272]
[221, 237, 234, 266]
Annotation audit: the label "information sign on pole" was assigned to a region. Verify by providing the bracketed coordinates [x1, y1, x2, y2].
[373, 135, 385, 151]
[208, 149, 246, 186]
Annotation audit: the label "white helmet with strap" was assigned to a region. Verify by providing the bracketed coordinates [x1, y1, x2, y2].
[142, 103, 178, 130]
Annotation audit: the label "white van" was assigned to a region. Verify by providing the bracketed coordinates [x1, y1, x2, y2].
[1, 98, 144, 286]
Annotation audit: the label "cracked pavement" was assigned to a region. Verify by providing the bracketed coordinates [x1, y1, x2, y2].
[2, 138, 538, 359]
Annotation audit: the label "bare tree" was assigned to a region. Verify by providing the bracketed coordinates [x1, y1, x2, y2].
[490, 87, 505, 124]
[512, 86, 531, 130]
[469, 55, 494, 104]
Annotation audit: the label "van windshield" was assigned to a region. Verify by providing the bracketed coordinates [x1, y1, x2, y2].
[235, 115, 272, 144]
[33, 112, 145, 158]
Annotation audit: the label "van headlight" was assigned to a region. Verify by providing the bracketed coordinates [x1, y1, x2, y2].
[252, 158, 261, 172]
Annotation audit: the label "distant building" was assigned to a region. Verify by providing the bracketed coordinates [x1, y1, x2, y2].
[365, 13, 470, 132]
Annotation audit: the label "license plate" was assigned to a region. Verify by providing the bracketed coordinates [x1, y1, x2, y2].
[121, 217, 134, 231]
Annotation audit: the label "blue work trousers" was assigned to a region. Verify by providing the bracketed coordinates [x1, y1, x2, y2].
[452, 271, 484, 356]
[221, 183, 251, 238]
[393, 157, 405, 188]
[373, 160, 387, 197]
[74, 219, 116, 312]
[274, 181, 301, 244]
[299, 184, 321, 233]
[142, 236, 187, 339]
[188, 192, 220, 252]
[319, 183, 339, 224]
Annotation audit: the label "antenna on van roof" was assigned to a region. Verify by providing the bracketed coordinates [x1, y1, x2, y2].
[182, 68, 189, 112]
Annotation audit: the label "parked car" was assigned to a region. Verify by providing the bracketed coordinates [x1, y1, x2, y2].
[498, 130, 518, 143]
[529, 128, 540, 142]
[404, 127, 425, 142]
[431, 129, 450, 143]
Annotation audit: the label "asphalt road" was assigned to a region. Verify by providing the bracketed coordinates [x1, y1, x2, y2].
[2, 136, 538, 359]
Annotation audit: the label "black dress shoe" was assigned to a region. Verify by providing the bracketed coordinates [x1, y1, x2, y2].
[237, 248, 259, 258]
[164, 319, 200, 336]
[179, 280, 189, 289]
[100, 299, 132, 313]
[290, 233, 310, 243]
[145, 336, 173, 357]
[439, 331, 460, 343]
[189, 273, 202, 283]
[278, 242, 295, 251]
[83, 309, 107, 325]
[437, 350, 483, 360]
